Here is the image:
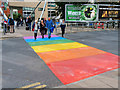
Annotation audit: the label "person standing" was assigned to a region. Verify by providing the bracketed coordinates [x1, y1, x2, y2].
[40, 20, 45, 39]
[8, 17, 14, 33]
[32, 20, 39, 40]
[3, 19, 7, 33]
[7, 17, 10, 31]
[60, 20, 66, 37]
[46, 18, 54, 39]
[28, 16, 32, 31]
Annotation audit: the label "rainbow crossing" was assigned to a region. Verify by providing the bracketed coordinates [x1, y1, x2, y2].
[24, 35, 118, 85]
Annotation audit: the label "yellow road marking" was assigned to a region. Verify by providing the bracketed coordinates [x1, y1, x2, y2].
[32, 42, 88, 53]
[34, 85, 47, 88]
[21, 82, 41, 88]
[29, 85, 47, 90]
[14, 82, 47, 90]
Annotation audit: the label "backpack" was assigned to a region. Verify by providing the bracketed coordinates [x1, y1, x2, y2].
[10, 19, 14, 25]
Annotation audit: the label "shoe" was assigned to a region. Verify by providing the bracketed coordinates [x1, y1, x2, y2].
[48, 36, 50, 39]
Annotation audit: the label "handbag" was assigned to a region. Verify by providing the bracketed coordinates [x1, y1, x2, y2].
[50, 27, 54, 33]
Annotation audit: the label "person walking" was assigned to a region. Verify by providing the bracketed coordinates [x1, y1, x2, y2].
[43, 18, 47, 34]
[32, 20, 39, 40]
[46, 17, 54, 39]
[25, 17, 29, 30]
[28, 16, 32, 31]
[20, 17, 23, 26]
[16, 17, 20, 27]
[60, 20, 66, 37]
[40, 20, 45, 39]
[8, 17, 14, 33]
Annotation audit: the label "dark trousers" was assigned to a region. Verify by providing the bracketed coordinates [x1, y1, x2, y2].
[28, 23, 31, 31]
[41, 30, 45, 38]
[45, 28, 47, 34]
[34, 33, 37, 40]
[4, 24, 7, 33]
[62, 29, 65, 37]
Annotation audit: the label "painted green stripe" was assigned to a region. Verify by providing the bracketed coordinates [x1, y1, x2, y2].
[28, 39, 75, 46]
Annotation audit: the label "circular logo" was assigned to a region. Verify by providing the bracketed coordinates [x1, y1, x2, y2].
[82, 5, 97, 21]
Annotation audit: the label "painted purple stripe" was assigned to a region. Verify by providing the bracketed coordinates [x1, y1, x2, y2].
[23, 35, 59, 39]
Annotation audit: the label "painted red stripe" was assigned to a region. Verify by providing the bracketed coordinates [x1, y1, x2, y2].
[48, 53, 119, 85]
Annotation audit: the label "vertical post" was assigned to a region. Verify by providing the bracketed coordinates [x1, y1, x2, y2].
[10, 7, 13, 19]
[50, 2, 51, 18]
[39, 0, 46, 21]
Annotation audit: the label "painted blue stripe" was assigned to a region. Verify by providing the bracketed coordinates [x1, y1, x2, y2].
[25, 37, 66, 42]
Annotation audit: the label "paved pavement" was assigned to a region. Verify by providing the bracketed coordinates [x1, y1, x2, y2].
[1, 26, 119, 89]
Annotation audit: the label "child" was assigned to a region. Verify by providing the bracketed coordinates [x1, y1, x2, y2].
[32, 20, 39, 40]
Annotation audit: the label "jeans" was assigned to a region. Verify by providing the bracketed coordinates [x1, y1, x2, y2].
[4, 24, 7, 33]
[48, 29, 51, 38]
[28, 23, 31, 31]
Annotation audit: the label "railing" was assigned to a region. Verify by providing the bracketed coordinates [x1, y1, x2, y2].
[66, 20, 120, 30]
[55, 20, 120, 33]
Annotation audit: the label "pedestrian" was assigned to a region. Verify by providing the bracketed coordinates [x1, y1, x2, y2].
[28, 16, 32, 31]
[40, 20, 45, 39]
[7, 17, 10, 32]
[43, 18, 47, 34]
[8, 17, 14, 33]
[60, 19, 66, 37]
[32, 20, 39, 40]
[16, 16, 20, 27]
[25, 17, 29, 30]
[3, 19, 7, 33]
[20, 17, 23, 26]
[46, 17, 54, 39]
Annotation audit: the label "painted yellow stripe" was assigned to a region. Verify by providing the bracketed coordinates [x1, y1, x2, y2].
[21, 82, 41, 88]
[34, 85, 47, 88]
[28, 85, 47, 90]
[32, 42, 88, 53]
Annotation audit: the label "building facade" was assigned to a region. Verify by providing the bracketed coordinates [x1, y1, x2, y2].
[7, 0, 57, 20]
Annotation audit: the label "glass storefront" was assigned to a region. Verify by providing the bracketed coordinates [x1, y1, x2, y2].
[23, 7, 35, 18]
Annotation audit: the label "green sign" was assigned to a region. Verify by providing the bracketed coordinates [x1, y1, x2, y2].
[65, 4, 98, 22]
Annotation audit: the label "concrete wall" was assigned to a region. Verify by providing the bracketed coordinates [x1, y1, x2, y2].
[35, 2, 48, 20]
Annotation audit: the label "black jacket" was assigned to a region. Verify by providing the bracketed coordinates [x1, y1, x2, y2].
[28, 18, 32, 23]
[40, 23, 45, 31]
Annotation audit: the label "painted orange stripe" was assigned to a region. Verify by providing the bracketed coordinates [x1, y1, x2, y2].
[37, 47, 106, 64]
